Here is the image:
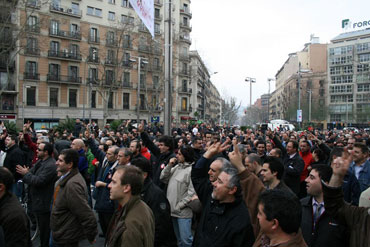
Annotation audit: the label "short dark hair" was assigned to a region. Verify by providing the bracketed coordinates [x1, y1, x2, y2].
[158, 135, 174, 151]
[42, 142, 54, 156]
[116, 166, 143, 196]
[264, 156, 284, 180]
[288, 140, 299, 150]
[131, 157, 152, 176]
[311, 164, 332, 183]
[192, 136, 202, 143]
[60, 149, 79, 168]
[256, 140, 266, 148]
[179, 146, 195, 163]
[258, 189, 301, 234]
[7, 134, 17, 143]
[329, 147, 344, 164]
[354, 142, 369, 154]
[0, 167, 14, 191]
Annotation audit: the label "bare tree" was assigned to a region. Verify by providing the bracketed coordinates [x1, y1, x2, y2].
[221, 95, 240, 125]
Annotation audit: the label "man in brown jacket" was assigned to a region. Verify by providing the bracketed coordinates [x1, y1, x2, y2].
[106, 165, 155, 247]
[323, 151, 370, 247]
[51, 149, 98, 247]
[229, 143, 307, 247]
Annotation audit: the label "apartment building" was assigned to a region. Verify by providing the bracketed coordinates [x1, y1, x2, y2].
[0, 0, 192, 129]
[270, 37, 327, 124]
[328, 29, 370, 126]
[187, 50, 221, 123]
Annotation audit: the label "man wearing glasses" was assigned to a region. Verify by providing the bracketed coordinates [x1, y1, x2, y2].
[16, 142, 58, 247]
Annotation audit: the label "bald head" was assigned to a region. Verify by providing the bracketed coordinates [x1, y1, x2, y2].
[71, 139, 84, 151]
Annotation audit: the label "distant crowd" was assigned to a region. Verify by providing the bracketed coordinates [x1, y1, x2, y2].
[0, 119, 369, 247]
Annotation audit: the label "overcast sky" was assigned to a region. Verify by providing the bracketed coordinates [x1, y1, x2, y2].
[190, 0, 370, 108]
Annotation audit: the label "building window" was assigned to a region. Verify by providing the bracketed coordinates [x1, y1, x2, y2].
[123, 72, 130, 86]
[69, 89, 77, 107]
[155, 8, 160, 18]
[70, 23, 79, 34]
[122, 0, 129, 7]
[89, 68, 98, 83]
[91, 90, 96, 108]
[87, 6, 102, 17]
[108, 11, 115, 21]
[123, 35, 131, 48]
[152, 95, 158, 109]
[182, 80, 187, 91]
[50, 88, 58, 107]
[71, 3, 79, 15]
[68, 66, 78, 82]
[26, 86, 36, 106]
[123, 93, 129, 109]
[153, 75, 159, 89]
[50, 41, 59, 53]
[154, 23, 160, 34]
[49, 64, 60, 80]
[140, 73, 146, 88]
[90, 28, 99, 42]
[121, 15, 134, 24]
[106, 70, 115, 85]
[108, 92, 114, 109]
[25, 61, 37, 75]
[140, 94, 145, 110]
[108, 0, 115, 4]
[181, 97, 187, 111]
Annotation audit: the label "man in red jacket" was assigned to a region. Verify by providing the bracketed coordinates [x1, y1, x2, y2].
[299, 140, 314, 198]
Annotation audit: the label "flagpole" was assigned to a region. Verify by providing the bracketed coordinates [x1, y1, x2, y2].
[164, 0, 172, 135]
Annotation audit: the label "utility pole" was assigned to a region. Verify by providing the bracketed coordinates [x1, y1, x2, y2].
[164, 0, 172, 135]
[130, 56, 148, 124]
[297, 62, 302, 129]
[308, 89, 312, 122]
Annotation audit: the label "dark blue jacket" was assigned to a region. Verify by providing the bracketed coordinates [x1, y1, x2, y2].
[349, 159, 370, 193]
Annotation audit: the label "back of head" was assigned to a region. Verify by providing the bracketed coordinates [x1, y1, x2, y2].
[258, 189, 301, 234]
[0, 167, 14, 192]
[179, 145, 195, 163]
[131, 157, 152, 177]
[247, 153, 262, 166]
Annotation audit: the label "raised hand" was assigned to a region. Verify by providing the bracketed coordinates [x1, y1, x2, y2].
[329, 148, 352, 187]
[228, 141, 245, 172]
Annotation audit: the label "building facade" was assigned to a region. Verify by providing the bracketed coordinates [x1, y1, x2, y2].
[270, 37, 327, 125]
[0, 0, 194, 129]
[188, 50, 221, 123]
[327, 29, 370, 126]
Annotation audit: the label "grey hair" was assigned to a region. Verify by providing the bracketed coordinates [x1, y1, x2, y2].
[222, 166, 240, 190]
[215, 157, 232, 171]
[110, 145, 120, 155]
[247, 153, 262, 166]
[119, 147, 133, 158]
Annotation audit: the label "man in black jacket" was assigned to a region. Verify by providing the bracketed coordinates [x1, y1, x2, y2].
[0, 167, 31, 247]
[16, 142, 57, 247]
[191, 142, 255, 247]
[283, 141, 305, 196]
[301, 164, 349, 247]
[138, 123, 176, 190]
[132, 157, 177, 247]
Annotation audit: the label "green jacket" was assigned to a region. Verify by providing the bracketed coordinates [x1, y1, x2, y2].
[105, 195, 155, 247]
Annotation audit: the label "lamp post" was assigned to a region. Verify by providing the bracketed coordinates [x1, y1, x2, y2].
[267, 78, 274, 122]
[245, 77, 256, 107]
[130, 56, 148, 124]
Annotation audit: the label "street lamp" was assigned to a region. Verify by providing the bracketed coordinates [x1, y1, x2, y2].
[245, 77, 256, 107]
[267, 78, 275, 122]
[130, 56, 148, 124]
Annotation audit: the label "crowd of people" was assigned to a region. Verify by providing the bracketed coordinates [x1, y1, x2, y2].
[0, 119, 370, 247]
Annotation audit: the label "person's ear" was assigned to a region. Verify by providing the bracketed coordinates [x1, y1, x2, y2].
[228, 186, 237, 195]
